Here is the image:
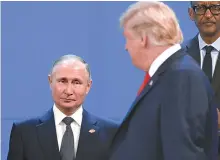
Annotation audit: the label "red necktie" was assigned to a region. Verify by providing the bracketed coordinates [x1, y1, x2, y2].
[137, 73, 151, 96]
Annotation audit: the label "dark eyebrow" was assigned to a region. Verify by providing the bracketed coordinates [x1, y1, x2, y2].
[57, 77, 68, 81]
[72, 78, 83, 82]
[195, 4, 220, 6]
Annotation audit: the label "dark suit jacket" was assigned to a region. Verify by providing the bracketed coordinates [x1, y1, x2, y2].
[183, 35, 220, 109]
[7, 109, 118, 160]
[183, 36, 220, 155]
[109, 49, 218, 160]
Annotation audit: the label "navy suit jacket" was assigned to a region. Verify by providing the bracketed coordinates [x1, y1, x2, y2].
[182, 36, 220, 109]
[7, 109, 118, 160]
[109, 49, 218, 160]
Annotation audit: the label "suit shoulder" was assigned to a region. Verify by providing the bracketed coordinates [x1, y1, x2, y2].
[97, 117, 119, 129]
[166, 55, 212, 91]
[13, 116, 41, 129]
[181, 38, 192, 48]
[95, 115, 119, 137]
[170, 52, 200, 72]
[181, 35, 198, 50]
[13, 109, 53, 129]
[86, 111, 119, 129]
[181, 40, 188, 49]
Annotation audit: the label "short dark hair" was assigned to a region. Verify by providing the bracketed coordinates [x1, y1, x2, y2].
[190, 1, 196, 7]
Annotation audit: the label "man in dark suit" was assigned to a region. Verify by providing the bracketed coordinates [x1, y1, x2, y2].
[109, 1, 218, 160]
[7, 55, 118, 160]
[183, 1, 220, 156]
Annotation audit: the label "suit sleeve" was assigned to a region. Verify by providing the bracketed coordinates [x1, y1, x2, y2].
[7, 123, 24, 160]
[160, 70, 218, 160]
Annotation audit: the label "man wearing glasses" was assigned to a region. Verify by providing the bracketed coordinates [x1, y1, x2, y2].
[184, 1, 220, 158]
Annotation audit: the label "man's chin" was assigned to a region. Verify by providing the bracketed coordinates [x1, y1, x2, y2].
[58, 102, 75, 109]
[62, 104, 76, 109]
[200, 28, 217, 37]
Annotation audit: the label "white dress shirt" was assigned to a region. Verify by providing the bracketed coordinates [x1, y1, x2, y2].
[53, 104, 83, 157]
[149, 44, 181, 77]
[198, 34, 220, 76]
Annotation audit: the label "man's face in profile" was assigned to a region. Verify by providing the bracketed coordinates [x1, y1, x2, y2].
[123, 26, 153, 71]
[123, 27, 144, 68]
[189, 1, 220, 37]
[48, 61, 91, 113]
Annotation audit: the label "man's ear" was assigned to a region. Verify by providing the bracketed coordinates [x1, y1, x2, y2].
[141, 34, 148, 48]
[48, 74, 53, 89]
[188, 7, 195, 21]
[86, 80, 92, 95]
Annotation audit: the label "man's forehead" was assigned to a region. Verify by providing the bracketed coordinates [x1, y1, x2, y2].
[52, 61, 86, 74]
[194, 1, 220, 5]
[52, 64, 89, 80]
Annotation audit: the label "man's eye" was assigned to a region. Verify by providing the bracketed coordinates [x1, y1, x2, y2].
[59, 79, 66, 83]
[212, 5, 220, 10]
[196, 6, 206, 10]
[74, 81, 80, 84]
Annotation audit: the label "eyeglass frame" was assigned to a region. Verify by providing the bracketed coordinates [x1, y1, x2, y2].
[192, 4, 220, 15]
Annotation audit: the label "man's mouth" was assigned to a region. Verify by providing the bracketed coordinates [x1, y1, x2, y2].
[62, 98, 75, 102]
[203, 21, 215, 24]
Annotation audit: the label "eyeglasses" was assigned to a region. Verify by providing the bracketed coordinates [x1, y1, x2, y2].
[192, 4, 220, 15]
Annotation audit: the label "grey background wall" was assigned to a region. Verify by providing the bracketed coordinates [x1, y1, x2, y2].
[2, 1, 198, 159]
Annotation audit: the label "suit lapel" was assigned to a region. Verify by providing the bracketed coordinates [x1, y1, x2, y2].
[186, 35, 220, 93]
[36, 109, 61, 160]
[111, 73, 160, 149]
[122, 75, 158, 123]
[212, 53, 220, 92]
[185, 35, 201, 64]
[76, 110, 100, 160]
[121, 49, 187, 125]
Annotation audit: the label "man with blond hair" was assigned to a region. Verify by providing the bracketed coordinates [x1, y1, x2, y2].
[109, 1, 218, 160]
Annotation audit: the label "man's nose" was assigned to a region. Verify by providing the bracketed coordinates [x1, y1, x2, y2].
[204, 9, 213, 18]
[125, 44, 128, 51]
[65, 83, 73, 95]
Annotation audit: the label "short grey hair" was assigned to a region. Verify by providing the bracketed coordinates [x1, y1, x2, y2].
[50, 54, 92, 80]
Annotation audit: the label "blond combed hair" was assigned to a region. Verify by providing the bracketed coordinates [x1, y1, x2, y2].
[120, 1, 183, 46]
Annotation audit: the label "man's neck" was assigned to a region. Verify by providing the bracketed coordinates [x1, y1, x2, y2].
[200, 32, 220, 44]
[142, 44, 173, 72]
[57, 106, 80, 116]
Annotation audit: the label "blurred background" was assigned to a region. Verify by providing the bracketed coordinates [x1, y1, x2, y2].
[1, 1, 198, 159]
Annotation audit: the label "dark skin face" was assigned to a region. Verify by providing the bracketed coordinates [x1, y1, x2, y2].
[188, 1, 220, 44]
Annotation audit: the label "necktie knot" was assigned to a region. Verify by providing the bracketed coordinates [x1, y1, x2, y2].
[62, 117, 74, 126]
[204, 46, 214, 55]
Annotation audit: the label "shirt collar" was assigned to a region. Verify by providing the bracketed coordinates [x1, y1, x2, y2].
[53, 104, 83, 126]
[149, 44, 181, 77]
